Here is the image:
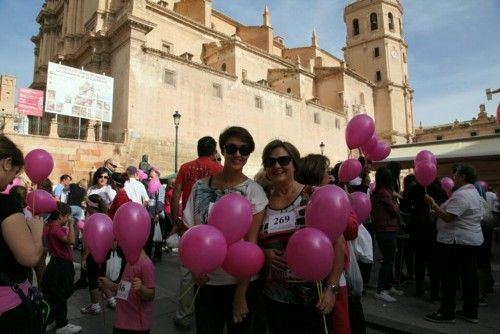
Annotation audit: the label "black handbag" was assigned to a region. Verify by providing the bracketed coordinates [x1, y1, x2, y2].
[0, 271, 50, 334]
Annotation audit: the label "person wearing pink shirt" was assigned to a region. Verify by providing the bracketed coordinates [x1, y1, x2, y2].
[99, 249, 156, 334]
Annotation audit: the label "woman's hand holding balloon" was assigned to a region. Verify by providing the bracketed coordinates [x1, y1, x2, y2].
[316, 288, 335, 315]
[191, 272, 209, 286]
[264, 248, 287, 272]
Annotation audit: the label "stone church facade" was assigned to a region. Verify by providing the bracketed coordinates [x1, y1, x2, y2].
[7, 0, 414, 180]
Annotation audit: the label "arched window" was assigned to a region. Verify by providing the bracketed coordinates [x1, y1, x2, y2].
[359, 93, 365, 105]
[370, 13, 378, 31]
[388, 13, 394, 31]
[353, 19, 360, 35]
[221, 63, 227, 72]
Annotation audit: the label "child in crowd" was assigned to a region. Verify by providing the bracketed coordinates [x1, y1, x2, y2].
[42, 202, 82, 333]
[99, 249, 155, 334]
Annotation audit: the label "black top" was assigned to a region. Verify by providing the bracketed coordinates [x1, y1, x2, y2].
[67, 183, 86, 207]
[0, 193, 29, 284]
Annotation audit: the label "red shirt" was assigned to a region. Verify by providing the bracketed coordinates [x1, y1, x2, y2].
[108, 189, 131, 220]
[45, 223, 73, 262]
[176, 157, 223, 209]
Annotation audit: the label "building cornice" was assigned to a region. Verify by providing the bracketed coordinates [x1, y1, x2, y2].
[142, 46, 238, 81]
[242, 79, 302, 102]
[343, 34, 408, 50]
[315, 66, 375, 87]
[306, 99, 345, 117]
[211, 9, 243, 28]
[345, 0, 403, 16]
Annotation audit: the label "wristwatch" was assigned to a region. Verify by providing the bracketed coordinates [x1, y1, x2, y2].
[325, 283, 340, 294]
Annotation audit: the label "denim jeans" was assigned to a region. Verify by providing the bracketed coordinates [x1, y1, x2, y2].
[376, 231, 398, 293]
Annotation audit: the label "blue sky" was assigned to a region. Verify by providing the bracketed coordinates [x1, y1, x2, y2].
[1, 0, 499, 126]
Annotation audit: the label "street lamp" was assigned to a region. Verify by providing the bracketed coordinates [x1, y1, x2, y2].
[486, 88, 500, 100]
[173, 110, 181, 172]
[320, 141, 325, 155]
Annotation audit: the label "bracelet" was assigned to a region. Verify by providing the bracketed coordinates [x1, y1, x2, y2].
[324, 283, 340, 294]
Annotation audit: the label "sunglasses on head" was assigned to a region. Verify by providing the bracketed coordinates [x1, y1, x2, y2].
[263, 156, 293, 168]
[224, 144, 252, 156]
[98, 175, 109, 180]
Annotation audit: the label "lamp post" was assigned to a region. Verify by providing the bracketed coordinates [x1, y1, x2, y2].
[486, 88, 500, 100]
[173, 110, 181, 172]
[320, 141, 325, 155]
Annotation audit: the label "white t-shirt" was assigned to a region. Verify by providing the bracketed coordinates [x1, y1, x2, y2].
[436, 184, 484, 246]
[183, 178, 268, 285]
[87, 185, 117, 207]
[124, 178, 150, 204]
[485, 191, 498, 212]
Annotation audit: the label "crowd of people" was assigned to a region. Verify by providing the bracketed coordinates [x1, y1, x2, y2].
[0, 129, 499, 334]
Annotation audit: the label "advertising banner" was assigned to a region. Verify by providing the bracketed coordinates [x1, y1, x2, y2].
[18, 88, 44, 117]
[45, 62, 114, 122]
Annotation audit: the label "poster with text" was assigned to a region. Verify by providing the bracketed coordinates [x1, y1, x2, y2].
[18, 88, 44, 117]
[45, 62, 114, 122]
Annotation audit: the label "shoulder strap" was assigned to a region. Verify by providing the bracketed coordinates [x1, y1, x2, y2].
[208, 175, 213, 187]
[0, 270, 29, 302]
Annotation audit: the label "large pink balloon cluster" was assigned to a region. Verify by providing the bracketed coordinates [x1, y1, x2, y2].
[414, 150, 437, 187]
[345, 114, 391, 162]
[179, 193, 264, 277]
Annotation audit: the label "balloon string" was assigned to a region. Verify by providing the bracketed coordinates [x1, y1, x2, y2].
[316, 282, 328, 334]
[99, 263, 106, 329]
[189, 286, 200, 310]
[178, 281, 195, 301]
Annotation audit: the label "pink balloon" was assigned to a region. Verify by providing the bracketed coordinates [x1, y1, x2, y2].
[24, 149, 54, 183]
[84, 214, 114, 264]
[339, 159, 362, 183]
[440, 177, 454, 197]
[113, 202, 150, 265]
[415, 150, 437, 165]
[77, 219, 86, 231]
[137, 169, 147, 181]
[286, 227, 334, 282]
[360, 135, 378, 155]
[179, 225, 227, 274]
[415, 161, 437, 187]
[147, 178, 161, 194]
[477, 180, 488, 193]
[208, 193, 253, 245]
[2, 177, 22, 194]
[305, 185, 350, 242]
[26, 189, 57, 215]
[496, 101, 500, 126]
[350, 192, 372, 223]
[345, 114, 375, 150]
[221, 241, 264, 279]
[366, 142, 391, 161]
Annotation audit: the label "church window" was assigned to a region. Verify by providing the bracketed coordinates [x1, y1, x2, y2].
[360, 93, 365, 105]
[374, 47, 380, 58]
[376, 71, 381, 81]
[388, 13, 394, 31]
[221, 63, 227, 72]
[403, 53, 407, 63]
[255, 96, 263, 109]
[399, 19, 403, 35]
[335, 118, 341, 129]
[353, 19, 360, 36]
[161, 41, 172, 54]
[212, 83, 222, 98]
[436, 135, 443, 140]
[370, 13, 378, 31]
[286, 104, 293, 117]
[314, 113, 321, 124]
[470, 131, 477, 137]
[164, 69, 176, 86]
[287, 88, 292, 93]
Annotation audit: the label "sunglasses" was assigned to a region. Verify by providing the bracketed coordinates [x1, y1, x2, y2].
[98, 175, 109, 180]
[224, 144, 252, 156]
[263, 156, 293, 168]
[110, 163, 117, 168]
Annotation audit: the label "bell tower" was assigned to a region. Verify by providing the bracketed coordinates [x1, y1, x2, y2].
[343, 0, 414, 144]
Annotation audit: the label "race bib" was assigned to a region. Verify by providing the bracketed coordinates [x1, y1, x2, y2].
[116, 281, 131, 300]
[267, 211, 297, 233]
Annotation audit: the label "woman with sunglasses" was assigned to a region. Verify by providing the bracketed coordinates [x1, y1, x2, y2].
[259, 140, 338, 334]
[183, 126, 268, 334]
[87, 167, 116, 208]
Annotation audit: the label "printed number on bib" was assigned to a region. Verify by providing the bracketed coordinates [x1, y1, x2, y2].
[267, 211, 297, 233]
[116, 281, 132, 300]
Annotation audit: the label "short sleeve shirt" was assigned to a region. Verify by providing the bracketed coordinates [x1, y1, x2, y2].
[114, 255, 155, 331]
[0, 194, 28, 283]
[436, 184, 484, 246]
[183, 179, 268, 285]
[87, 185, 117, 207]
[176, 157, 223, 210]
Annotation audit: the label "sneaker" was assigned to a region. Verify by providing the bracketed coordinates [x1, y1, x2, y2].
[173, 318, 191, 331]
[424, 312, 455, 323]
[456, 310, 478, 324]
[56, 323, 82, 334]
[80, 304, 101, 315]
[46, 322, 57, 331]
[375, 290, 397, 303]
[107, 297, 117, 309]
[389, 287, 404, 296]
[478, 296, 488, 307]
